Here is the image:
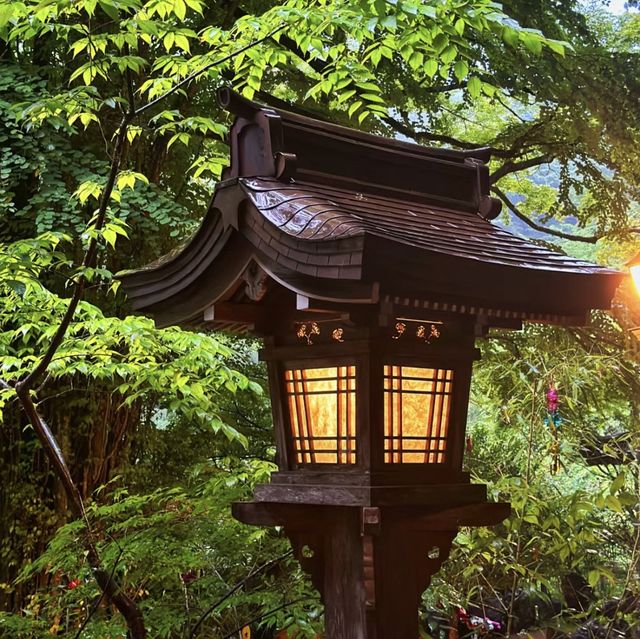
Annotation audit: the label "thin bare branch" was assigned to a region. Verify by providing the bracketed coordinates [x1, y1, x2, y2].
[8, 24, 308, 639]
[15, 387, 86, 514]
[73, 547, 124, 639]
[492, 186, 601, 244]
[14, 387, 147, 637]
[135, 24, 288, 118]
[490, 154, 553, 183]
[381, 114, 493, 152]
[124, 44, 136, 116]
[18, 114, 131, 392]
[188, 549, 294, 639]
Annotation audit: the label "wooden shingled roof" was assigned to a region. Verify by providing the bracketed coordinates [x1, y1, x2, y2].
[120, 88, 621, 330]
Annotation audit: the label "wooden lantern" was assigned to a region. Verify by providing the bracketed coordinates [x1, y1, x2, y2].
[120, 88, 621, 638]
[253, 310, 483, 507]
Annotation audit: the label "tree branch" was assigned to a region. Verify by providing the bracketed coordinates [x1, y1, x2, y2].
[73, 547, 124, 639]
[490, 154, 553, 183]
[19, 24, 294, 392]
[10, 22, 299, 639]
[492, 186, 601, 244]
[124, 45, 137, 116]
[381, 114, 492, 151]
[14, 388, 147, 638]
[134, 24, 288, 118]
[188, 549, 294, 639]
[17, 114, 132, 392]
[15, 388, 85, 512]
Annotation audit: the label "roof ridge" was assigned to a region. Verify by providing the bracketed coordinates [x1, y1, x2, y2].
[218, 88, 502, 221]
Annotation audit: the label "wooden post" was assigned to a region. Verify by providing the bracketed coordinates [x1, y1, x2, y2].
[370, 521, 455, 639]
[233, 502, 509, 639]
[323, 510, 368, 639]
[291, 508, 456, 639]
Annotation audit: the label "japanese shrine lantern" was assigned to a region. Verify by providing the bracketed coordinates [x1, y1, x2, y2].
[120, 88, 621, 639]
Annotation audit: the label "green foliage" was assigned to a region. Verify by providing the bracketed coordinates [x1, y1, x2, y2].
[0, 233, 258, 444]
[1, 0, 640, 637]
[424, 322, 640, 634]
[2, 460, 322, 638]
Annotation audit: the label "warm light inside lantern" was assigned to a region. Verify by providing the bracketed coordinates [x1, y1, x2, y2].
[383, 366, 454, 463]
[631, 266, 640, 296]
[285, 365, 357, 464]
[627, 252, 640, 295]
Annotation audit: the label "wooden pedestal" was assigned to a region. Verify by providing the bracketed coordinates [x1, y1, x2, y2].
[233, 501, 509, 639]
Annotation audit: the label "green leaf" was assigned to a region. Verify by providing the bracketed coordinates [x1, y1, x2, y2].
[348, 100, 362, 118]
[520, 32, 543, 55]
[610, 471, 626, 493]
[440, 44, 458, 65]
[467, 75, 481, 98]
[103, 228, 117, 248]
[380, 14, 396, 30]
[173, 0, 187, 20]
[175, 34, 190, 52]
[163, 32, 175, 52]
[432, 32, 449, 54]
[605, 494, 623, 514]
[408, 51, 423, 71]
[424, 58, 438, 78]
[547, 40, 566, 56]
[453, 60, 468, 81]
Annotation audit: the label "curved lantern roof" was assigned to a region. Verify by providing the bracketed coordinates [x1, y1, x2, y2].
[120, 89, 621, 331]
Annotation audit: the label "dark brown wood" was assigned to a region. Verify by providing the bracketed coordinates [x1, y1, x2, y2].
[220, 87, 490, 212]
[265, 358, 292, 471]
[323, 510, 368, 638]
[251, 481, 487, 507]
[395, 502, 511, 529]
[448, 361, 474, 472]
[120, 92, 621, 329]
[269, 469, 471, 486]
[233, 502, 507, 639]
[358, 348, 377, 470]
[372, 524, 455, 639]
[231, 501, 508, 530]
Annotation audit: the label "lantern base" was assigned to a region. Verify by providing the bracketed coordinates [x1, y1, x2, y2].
[252, 480, 487, 507]
[232, 501, 510, 639]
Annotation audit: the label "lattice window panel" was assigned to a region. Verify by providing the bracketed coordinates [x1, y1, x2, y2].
[285, 366, 357, 464]
[384, 366, 454, 463]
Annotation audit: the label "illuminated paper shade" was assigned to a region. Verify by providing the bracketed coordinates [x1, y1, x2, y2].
[285, 366, 357, 464]
[384, 366, 454, 463]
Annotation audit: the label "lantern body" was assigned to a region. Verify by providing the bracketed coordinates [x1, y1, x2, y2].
[256, 316, 479, 506]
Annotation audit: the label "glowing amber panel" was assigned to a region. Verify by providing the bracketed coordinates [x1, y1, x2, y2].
[384, 366, 454, 463]
[285, 366, 356, 464]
